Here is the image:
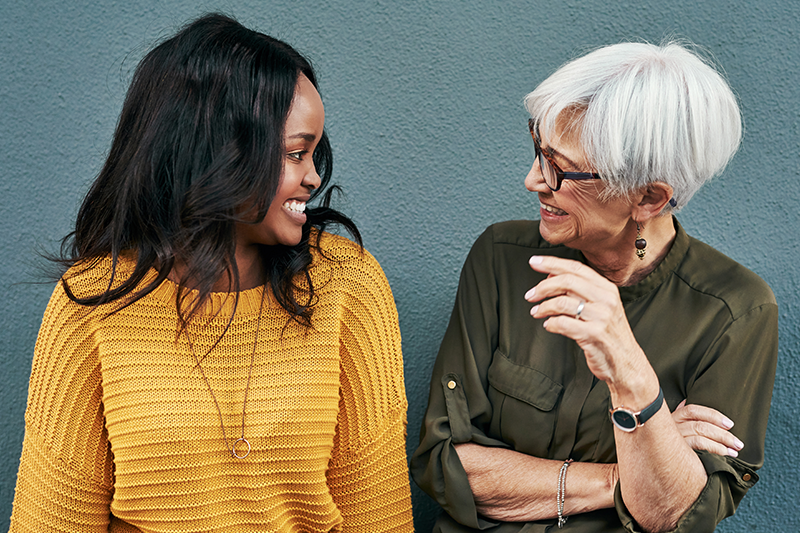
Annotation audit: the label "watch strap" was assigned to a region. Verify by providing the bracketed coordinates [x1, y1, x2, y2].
[636, 387, 664, 425]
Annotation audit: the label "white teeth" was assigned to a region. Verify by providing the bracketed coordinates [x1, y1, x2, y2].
[541, 202, 567, 215]
[284, 200, 306, 213]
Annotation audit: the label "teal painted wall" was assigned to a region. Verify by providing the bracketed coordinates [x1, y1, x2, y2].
[1, 1, 798, 531]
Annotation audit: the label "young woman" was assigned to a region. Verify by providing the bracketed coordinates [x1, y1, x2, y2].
[10, 14, 413, 532]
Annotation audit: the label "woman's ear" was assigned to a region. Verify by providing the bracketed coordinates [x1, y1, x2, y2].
[632, 182, 674, 221]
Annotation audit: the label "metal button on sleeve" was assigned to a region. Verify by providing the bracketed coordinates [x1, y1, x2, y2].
[742, 473, 751, 481]
[447, 380, 457, 390]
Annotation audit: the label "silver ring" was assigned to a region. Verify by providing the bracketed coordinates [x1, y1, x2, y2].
[575, 300, 585, 320]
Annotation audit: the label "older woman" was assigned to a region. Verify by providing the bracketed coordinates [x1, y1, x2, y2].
[411, 42, 778, 533]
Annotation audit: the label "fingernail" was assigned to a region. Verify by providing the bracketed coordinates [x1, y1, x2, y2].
[543, 318, 550, 328]
[722, 417, 734, 429]
[524, 288, 536, 300]
[726, 448, 739, 458]
[530, 305, 539, 316]
[529, 256, 543, 265]
[734, 438, 744, 450]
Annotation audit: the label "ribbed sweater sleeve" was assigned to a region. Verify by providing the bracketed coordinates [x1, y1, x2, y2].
[320, 237, 414, 532]
[11, 279, 114, 532]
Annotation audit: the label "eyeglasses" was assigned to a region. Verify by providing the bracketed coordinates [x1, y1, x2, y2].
[528, 118, 601, 192]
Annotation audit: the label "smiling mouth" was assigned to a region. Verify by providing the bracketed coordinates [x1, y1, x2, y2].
[283, 200, 307, 214]
[540, 202, 567, 216]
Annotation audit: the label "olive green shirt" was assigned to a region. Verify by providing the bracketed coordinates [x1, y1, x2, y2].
[411, 219, 778, 533]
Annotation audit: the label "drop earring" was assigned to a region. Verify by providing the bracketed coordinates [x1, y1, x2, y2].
[635, 222, 647, 260]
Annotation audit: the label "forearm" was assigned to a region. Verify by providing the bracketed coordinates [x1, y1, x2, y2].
[610, 371, 708, 532]
[455, 442, 617, 522]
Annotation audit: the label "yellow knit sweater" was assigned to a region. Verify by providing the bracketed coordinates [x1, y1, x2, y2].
[10, 233, 414, 532]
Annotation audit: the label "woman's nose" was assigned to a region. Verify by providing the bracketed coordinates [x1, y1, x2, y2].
[305, 167, 322, 190]
[525, 161, 548, 193]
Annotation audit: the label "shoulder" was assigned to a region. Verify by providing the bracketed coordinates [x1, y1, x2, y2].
[312, 232, 384, 276]
[471, 220, 565, 253]
[310, 232, 393, 298]
[34, 264, 111, 392]
[39, 257, 138, 341]
[43, 254, 157, 332]
[60, 254, 138, 300]
[463, 220, 571, 272]
[480, 220, 549, 248]
[312, 231, 367, 261]
[309, 234, 404, 395]
[678, 235, 776, 319]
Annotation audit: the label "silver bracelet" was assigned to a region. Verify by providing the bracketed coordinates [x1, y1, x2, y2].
[557, 459, 573, 528]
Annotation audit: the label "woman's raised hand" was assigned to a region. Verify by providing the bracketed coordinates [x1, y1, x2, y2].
[671, 400, 744, 457]
[524, 255, 648, 387]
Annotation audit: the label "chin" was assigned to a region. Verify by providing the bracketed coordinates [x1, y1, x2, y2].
[538, 221, 580, 248]
[276, 233, 304, 247]
[538, 223, 562, 245]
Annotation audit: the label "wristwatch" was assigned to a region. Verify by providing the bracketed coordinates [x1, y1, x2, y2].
[609, 387, 664, 432]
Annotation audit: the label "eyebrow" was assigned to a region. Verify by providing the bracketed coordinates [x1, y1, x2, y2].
[542, 144, 581, 171]
[287, 133, 318, 142]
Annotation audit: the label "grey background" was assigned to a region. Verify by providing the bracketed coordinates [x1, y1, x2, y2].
[1, 1, 798, 531]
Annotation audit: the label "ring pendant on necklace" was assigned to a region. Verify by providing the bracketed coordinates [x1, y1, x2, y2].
[187, 288, 265, 459]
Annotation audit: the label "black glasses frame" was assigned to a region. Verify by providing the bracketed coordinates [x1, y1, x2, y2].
[528, 118, 602, 192]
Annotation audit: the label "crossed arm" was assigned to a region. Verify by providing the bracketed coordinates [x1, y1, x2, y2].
[456, 401, 740, 530]
[412, 228, 776, 533]
[453, 255, 745, 532]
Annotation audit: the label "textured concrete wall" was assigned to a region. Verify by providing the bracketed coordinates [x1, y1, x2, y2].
[1, 1, 798, 531]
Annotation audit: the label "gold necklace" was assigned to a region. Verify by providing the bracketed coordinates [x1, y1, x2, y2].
[186, 291, 265, 459]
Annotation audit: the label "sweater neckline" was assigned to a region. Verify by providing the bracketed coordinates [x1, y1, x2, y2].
[148, 269, 270, 317]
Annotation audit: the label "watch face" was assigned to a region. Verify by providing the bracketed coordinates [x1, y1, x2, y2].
[612, 410, 637, 431]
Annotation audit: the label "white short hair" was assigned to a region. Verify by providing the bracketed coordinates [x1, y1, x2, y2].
[524, 41, 742, 210]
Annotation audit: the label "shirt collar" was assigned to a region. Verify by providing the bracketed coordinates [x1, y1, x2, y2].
[617, 216, 688, 303]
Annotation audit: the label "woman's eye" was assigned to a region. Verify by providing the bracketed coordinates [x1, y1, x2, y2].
[287, 151, 307, 161]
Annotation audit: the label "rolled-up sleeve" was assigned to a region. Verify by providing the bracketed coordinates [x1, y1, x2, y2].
[410, 228, 510, 530]
[616, 301, 778, 533]
[412, 221, 779, 533]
